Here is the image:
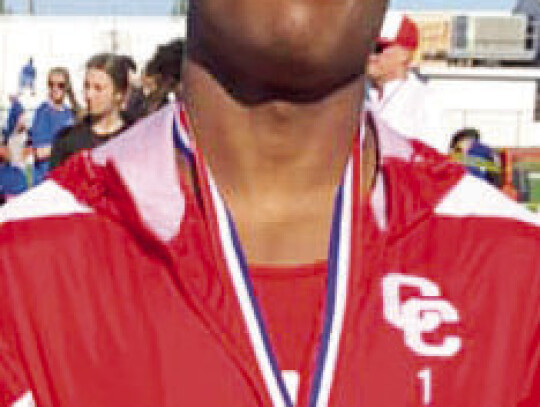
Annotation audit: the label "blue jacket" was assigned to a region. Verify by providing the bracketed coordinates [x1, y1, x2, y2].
[30, 102, 74, 148]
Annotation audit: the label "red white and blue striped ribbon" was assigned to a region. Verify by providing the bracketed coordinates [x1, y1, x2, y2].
[173, 103, 357, 407]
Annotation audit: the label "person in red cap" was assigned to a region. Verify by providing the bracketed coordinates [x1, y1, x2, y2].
[367, 14, 448, 152]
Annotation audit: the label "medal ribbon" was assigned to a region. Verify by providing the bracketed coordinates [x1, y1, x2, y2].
[172, 103, 358, 407]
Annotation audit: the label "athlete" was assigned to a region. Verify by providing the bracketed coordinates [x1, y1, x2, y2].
[0, 1, 538, 407]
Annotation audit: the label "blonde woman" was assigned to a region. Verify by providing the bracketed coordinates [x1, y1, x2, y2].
[30, 67, 79, 184]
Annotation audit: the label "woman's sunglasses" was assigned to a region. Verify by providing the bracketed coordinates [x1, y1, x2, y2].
[48, 81, 67, 90]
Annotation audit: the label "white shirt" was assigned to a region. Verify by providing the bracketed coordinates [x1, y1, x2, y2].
[367, 71, 448, 153]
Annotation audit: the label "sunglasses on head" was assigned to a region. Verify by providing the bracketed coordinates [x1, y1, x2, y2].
[48, 81, 66, 90]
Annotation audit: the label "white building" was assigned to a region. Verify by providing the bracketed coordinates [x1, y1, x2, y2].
[422, 66, 540, 149]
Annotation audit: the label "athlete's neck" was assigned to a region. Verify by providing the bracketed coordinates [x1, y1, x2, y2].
[181, 59, 375, 264]
[183, 59, 365, 198]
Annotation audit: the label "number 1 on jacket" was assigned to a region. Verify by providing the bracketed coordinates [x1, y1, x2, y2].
[417, 368, 432, 405]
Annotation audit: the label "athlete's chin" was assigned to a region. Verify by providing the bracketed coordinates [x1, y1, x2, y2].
[247, 51, 365, 99]
[259, 64, 362, 100]
[191, 34, 366, 102]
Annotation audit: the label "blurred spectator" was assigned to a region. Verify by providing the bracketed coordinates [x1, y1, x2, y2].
[30, 67, 79, 185]
[0, 164, 28, 203]
[120, 55, 147, 124]
[366, 15, 447, 152]
[0, 94, 31, 201]
[19, 58, 36, 95]
[449, 128, 500, 186]
[2, 95, 24, 144]
[143, 39, 184, 114]
[120, 55, 137, 77]
[0, 129, 28, 204]
[50, 53, 130, 168]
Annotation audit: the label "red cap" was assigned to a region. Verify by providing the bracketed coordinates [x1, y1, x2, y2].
[376, 14, 419, 50]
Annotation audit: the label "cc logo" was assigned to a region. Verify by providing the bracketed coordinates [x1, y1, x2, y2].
[382, 273, 462, 357]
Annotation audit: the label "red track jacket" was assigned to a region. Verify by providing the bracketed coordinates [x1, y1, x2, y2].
[0, 104, 538, 407]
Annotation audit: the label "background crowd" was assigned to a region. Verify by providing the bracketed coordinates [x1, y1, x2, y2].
[0, 38, 184, 204]
[0, 16, 501, 205]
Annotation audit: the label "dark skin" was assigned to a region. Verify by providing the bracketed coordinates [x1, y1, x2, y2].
[182, 0, 388, 265]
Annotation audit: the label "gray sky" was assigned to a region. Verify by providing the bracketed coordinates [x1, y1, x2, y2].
[4, 0, 516, 15]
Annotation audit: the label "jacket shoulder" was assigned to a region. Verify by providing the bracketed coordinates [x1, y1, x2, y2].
[0, 180, 92, 226]
[436, 174, 540, 229]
